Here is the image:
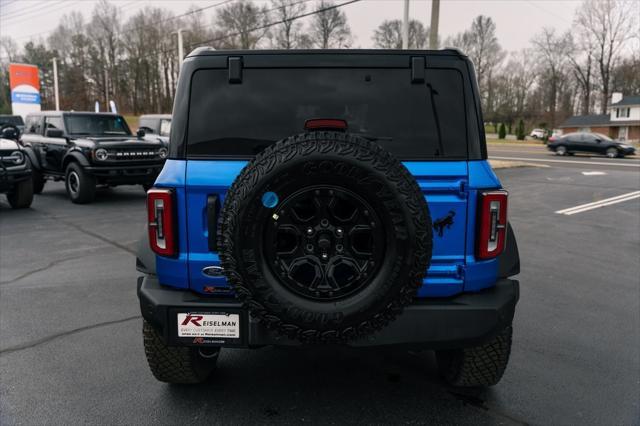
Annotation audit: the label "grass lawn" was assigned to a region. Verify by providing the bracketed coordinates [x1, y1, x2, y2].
[122, 114, 139, 130]
[486, 138, 545, 145]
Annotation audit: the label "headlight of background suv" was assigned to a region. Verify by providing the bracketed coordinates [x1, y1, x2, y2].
[9, 151, 24, 165]
[158, 147, 168, 159]
[94, 148, 108, 161]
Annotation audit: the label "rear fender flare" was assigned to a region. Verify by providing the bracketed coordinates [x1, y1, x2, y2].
[498, 222, 520, 278]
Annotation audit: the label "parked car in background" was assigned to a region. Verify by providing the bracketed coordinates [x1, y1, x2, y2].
[20, 111, 168, 203]
[529, 128, 546, 139]
[547, 132, 636, 158]
[0, 124, 33, 208]
[138, 114, 171, 144]
[0, 115, 25, 135]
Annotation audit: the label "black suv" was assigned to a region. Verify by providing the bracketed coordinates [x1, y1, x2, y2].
[20, 112, 167, 203]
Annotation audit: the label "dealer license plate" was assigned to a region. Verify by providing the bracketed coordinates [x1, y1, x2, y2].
[177, 313, 240, 338]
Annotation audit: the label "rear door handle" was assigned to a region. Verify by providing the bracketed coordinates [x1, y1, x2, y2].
[207, 194, 221, 252]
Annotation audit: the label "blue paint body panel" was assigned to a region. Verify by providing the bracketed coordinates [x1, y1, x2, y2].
[154, 158, 503, 298]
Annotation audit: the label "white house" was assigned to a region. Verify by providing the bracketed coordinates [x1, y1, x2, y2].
[559, 93, 640, 142]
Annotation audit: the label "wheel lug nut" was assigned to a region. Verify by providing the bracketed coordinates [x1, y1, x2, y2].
[306, 244, 314, 252]
[307, 227, 313, 235]
[321, 219, 329, 227]
[321, 253, 328, 260]
[336, 228, 343, 236]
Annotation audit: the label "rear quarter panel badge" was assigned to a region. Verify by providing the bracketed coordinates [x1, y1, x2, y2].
[433, 210, 456, 237]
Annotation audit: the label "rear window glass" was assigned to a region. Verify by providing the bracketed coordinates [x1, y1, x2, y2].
[187, 68, 468, 159]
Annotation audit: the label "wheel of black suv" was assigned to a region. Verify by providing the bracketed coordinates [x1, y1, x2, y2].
[65, 162, 96, 204]
[143, 320, 219, 384]
[218, 131, 433, 344]
[436, 326, 513, 387]
[6, 177, 34, 209]
[32, 167, 46, 194]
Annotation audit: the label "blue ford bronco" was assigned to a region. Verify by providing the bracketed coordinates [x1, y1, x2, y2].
[136, 49, 520, 387]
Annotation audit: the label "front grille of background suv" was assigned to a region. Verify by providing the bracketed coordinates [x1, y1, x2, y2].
[106, 149, 161, 160]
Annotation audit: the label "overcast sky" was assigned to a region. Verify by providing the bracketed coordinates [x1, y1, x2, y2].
[1, 0, 584, 52]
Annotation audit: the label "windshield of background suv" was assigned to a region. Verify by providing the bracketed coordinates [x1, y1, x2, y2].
[0, 116, 24, 126]
[187, 68, 469, 159]
[64, 114, 131, 136]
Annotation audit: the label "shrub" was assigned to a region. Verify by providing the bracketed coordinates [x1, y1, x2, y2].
[516, 119, 525, 140]
[498, 123, 506, 139]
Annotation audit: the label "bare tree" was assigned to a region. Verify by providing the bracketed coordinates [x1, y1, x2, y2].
[372, 19, 428, 49]
[309, 0, 352, 49]
[531, 28, 571, 128]
[444, 15, 504, 118]
[566, 31, 595, 115]
[575, 0, 638, 113]
[611, 53, 640, 95]
[270, 0, 311, 49]
[213, 0, 269, 49]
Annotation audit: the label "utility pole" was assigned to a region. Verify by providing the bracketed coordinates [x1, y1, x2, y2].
[52, 57, 60, 111]
[429, 0, 440, 49]
[402, 0, 410, 49]
[176, 29, 185, 68]
[104, 68, 109, 111]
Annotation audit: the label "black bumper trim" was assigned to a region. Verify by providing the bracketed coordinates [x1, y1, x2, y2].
[137, 276, 519, 349]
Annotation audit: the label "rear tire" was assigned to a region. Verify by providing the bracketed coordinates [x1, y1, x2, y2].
[65, 162, 96, 204]
[436, 326, 513, 387]
[555, 145, 567, 156]
[606, 147, 619, 158]
[6, 178, 34, 209]
[143, 320, 219, 384]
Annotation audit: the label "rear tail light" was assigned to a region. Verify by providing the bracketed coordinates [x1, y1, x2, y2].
[147, 188, 177, 257]
[476, 190, 508, 260]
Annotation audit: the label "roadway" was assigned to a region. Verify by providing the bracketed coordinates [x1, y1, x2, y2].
[488, 142, 640, 171]
[1, 156, 638, 425]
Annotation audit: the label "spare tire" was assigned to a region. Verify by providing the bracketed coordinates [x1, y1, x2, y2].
[219, 131, 432, 343]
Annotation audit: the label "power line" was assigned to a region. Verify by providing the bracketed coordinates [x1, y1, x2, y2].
[1, 0, 69, 22]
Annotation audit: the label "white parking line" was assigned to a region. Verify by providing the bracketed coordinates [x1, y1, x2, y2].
[555, 191, 640, 215]
[489, 156, 640, 168]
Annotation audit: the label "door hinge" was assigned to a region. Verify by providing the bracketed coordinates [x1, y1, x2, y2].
[456, 264, 466, 280]
[458, 181, 468, 198]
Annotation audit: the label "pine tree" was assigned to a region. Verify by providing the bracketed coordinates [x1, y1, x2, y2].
[498, 123, 506, 139]
[516, 119, 526, 140]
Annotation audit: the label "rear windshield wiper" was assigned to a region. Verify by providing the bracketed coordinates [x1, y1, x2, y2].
[427, 83, 445, 157]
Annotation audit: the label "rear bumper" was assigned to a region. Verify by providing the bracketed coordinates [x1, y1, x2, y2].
[85, 164, 162, 184]
[138, 276, 519, 349]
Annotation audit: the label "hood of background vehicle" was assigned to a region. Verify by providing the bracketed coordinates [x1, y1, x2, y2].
[73, 136, 164, 148]
[0, 138, 21, 150]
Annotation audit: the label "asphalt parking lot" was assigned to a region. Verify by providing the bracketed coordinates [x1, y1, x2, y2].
[1, 153, 639, 425]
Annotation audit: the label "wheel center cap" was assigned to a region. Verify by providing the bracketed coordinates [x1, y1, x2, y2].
[317, 233, 332, 250]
